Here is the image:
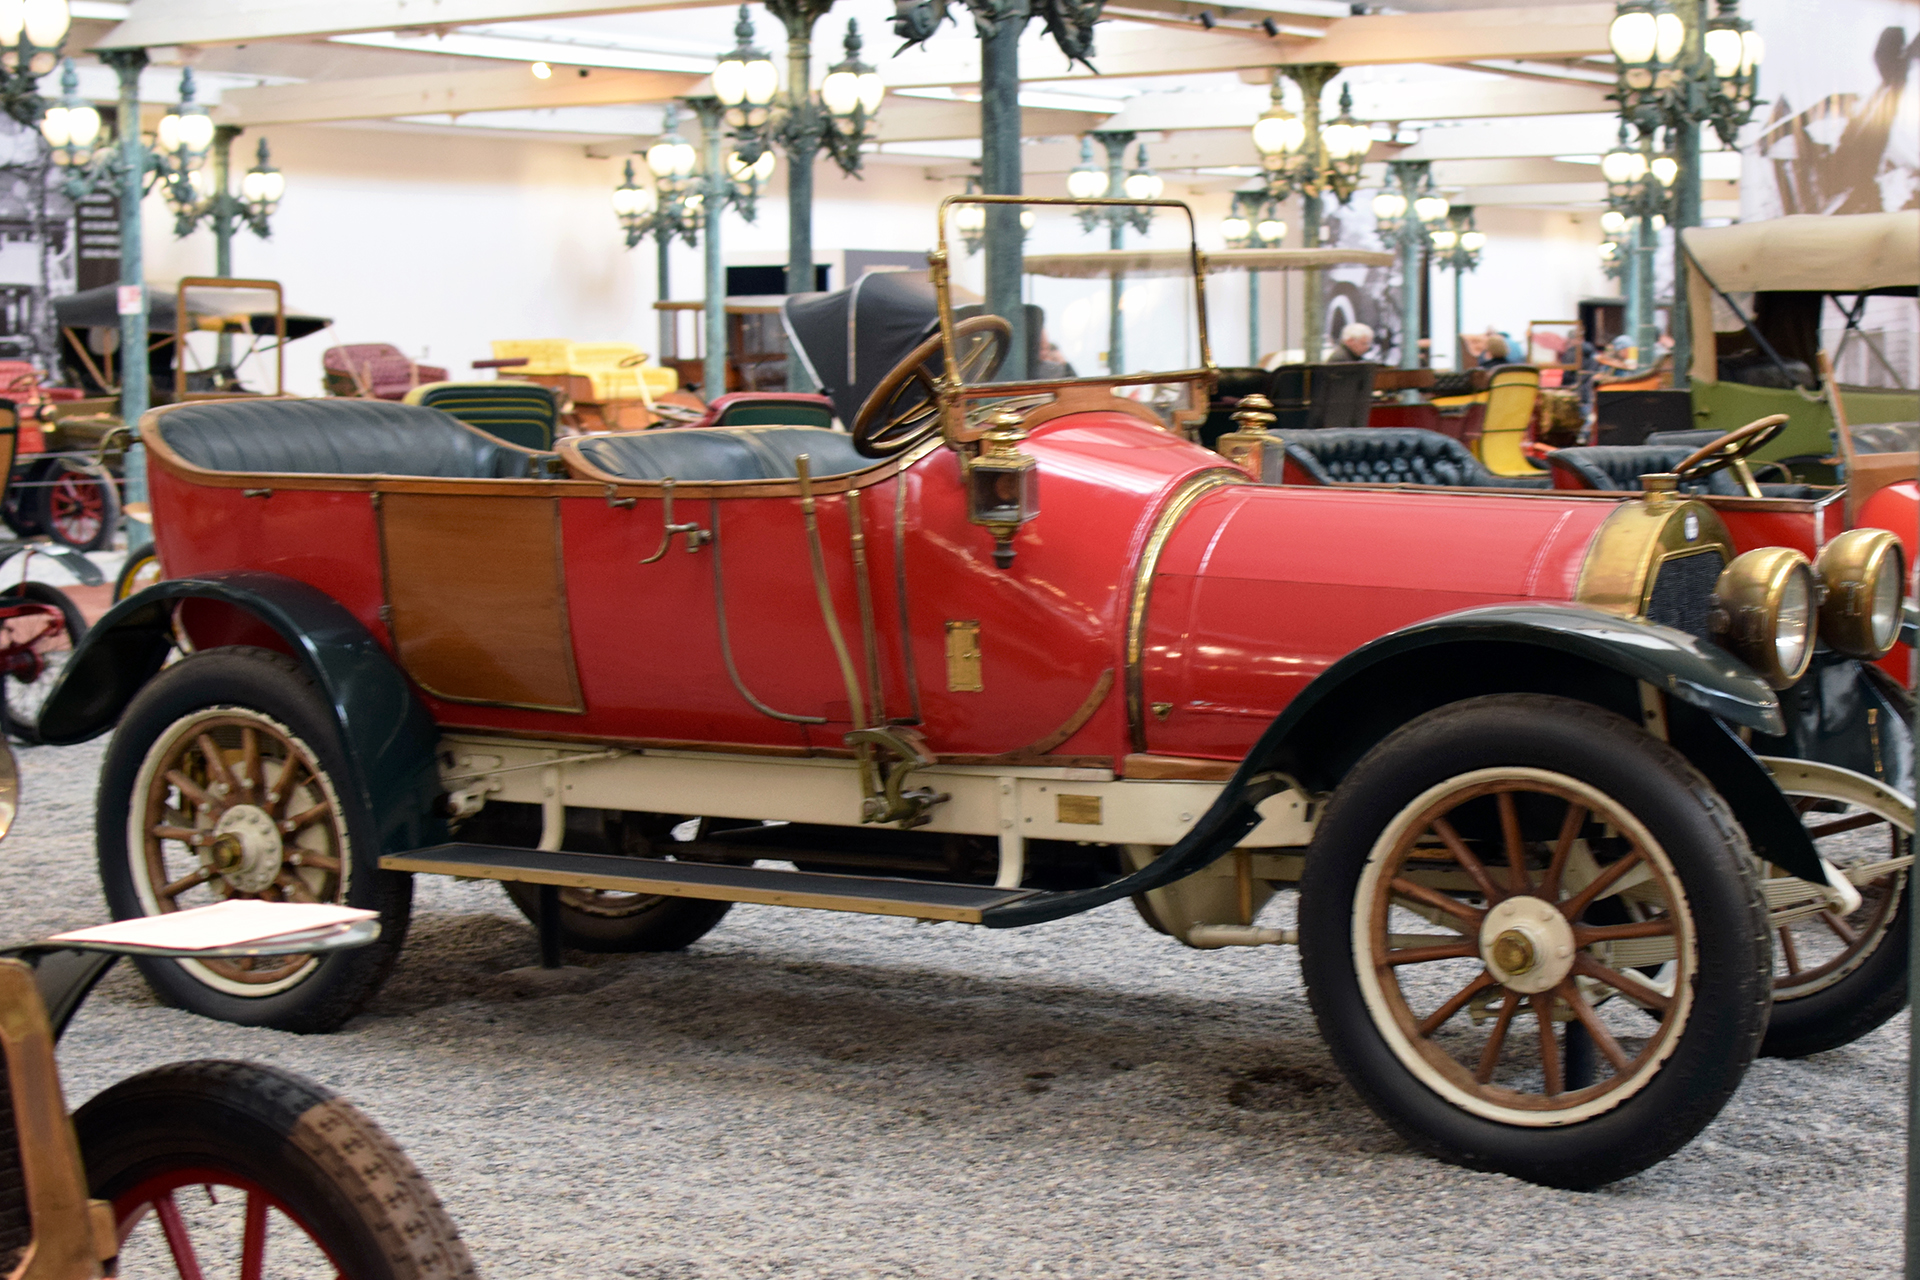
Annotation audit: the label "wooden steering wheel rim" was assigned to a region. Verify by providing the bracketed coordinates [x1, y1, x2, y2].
[850, 315, 1013, 458]
[1673, 414, 1790, 482]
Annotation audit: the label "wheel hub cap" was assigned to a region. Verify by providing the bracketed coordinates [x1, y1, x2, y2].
[208, 804, 284, 893]
[1480, 896, 1575, 994]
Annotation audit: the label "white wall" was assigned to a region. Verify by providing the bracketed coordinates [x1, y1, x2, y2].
[140, 123, 955, 397]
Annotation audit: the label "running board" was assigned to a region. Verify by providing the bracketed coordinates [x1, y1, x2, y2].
[380, 844, 1036, 924]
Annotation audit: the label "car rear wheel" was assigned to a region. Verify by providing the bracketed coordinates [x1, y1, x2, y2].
[0, 581, 84, 743]
[97, 646, 411, 1032]
[1298, 694, 1770, 1190]
[1760, 781, 1912, 1058]
[74, 1060, 476, 1280]
[33, 456, 119, 551]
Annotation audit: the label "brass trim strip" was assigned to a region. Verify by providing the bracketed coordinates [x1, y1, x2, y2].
[379, 853, 992, 923]
[798, 456, 868, 734]
[708, 500, 827, 725]
[846, 487, 887, 725]
[1019, 667, 1114, 756]
[893, 470, 924, 724]
[1124, 470, 1248, 752]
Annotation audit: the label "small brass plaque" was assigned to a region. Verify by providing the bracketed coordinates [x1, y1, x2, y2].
[1056, 794, 1103, 825]
[945, 620, 983, 692]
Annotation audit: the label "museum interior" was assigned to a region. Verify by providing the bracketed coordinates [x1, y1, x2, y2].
[0, 0, 1908, 1277]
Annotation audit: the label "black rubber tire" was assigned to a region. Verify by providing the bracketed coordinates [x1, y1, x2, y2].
[469, 802, 734, 953]
[0, 580, 85, 744]
[1, 460, 45, 538]
[32, 457, 119, 551]
[1763, 872, 1910, 1059]
[74, 1059, 476, 1280]
[1298, 694, 1771, 1190]
[96, 646, 412, 1032]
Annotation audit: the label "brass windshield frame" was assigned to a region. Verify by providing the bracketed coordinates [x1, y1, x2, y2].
[929, 195, 1216, 445]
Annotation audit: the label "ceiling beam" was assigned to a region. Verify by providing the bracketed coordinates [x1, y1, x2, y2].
[212, 64, 703, 125]
[96, 0, 734, 48]
[1095, 78, 1611, 134]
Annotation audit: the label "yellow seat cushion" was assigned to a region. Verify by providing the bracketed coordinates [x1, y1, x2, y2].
[491, 340, 679, 401]
[490, 339, 573, 376]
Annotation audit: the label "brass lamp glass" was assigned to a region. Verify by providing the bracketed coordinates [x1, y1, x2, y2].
[967, 415, 1040, 570]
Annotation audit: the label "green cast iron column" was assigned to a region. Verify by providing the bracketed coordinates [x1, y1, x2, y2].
[102, 48, 150, 555]
[1094, 131, 1132, 375]
[979, 8, 1028, 381]
[689, 97, 729, 400]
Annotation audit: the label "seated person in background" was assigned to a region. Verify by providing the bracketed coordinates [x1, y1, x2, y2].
[1033, 333, 1077, 380]
[1477, 333, 1511, 367]
[1330, 322, 1375, 362]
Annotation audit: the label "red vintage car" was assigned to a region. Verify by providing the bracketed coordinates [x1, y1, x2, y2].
[41, 198, 1913, 1191]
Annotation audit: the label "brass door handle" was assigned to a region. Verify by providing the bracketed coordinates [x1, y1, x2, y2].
[637, 479, 710, 563]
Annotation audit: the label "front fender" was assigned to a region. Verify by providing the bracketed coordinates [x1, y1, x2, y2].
[38, 571, 443, 857]
[985, 604, 1796, 928]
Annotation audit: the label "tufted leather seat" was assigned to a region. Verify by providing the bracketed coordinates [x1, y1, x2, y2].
[1278, 428, 1553, 489]
[154, 398, 554, 479]
[566, 426, 872, 483]
[1546, 445, 1821, 498]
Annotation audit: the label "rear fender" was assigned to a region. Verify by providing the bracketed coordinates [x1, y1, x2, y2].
[985, 604, 1806, 927]
[38, 571, 444, 857]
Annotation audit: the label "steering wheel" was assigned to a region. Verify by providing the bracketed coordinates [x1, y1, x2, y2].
[1673, 414, 1789, 485]
[851, 315, 1012, 458]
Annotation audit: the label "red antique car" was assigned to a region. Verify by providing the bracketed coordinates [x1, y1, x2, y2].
[40, 198, 1913, 1191]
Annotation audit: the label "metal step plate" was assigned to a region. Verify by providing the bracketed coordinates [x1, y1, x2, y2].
[381, 844, 1035, 923]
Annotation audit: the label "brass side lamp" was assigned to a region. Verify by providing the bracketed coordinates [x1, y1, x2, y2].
[1216, 393, 1278, 479]
[967, 411, 1040, 569]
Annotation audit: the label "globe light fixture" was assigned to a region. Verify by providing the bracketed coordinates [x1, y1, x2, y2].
[1122, 145, 1163, 201]
[156, 68, 216, 171]
[1066, 137, 1108, 198]
[1220, 213, 1252, 245]
[1371, 189, 1407, 226]
[38, 57, 99, 167]
[714, 6, 778, 132]
[240, 138, 286, 220]
[1255, 216, 1286, 243]
[820, 20, 884, 124]
[1601, 209, 1630, 235]
[1414, 192, 1451, 224]
[1430, 228, 1458, 251]
[646, 114, 698, 184]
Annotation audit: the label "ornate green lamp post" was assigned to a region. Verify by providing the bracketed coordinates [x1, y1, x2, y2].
[1067, 132, 1160, 375]
[1220, 194, 1285, 364]
[1370, 160, 1451, 373]
[1428, 206, 1484, 371]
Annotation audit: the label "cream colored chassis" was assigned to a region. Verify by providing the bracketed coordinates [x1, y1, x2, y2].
[438, 738, 1898, 949]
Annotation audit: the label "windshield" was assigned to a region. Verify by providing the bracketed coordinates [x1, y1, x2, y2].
[936, 197, 1210, 392]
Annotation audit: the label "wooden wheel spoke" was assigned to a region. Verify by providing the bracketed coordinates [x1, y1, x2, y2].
[1540, 802, 1586, 900]
[280, 801, 332, 834]
[240, 1189, 268, 1280]
[1384, 940, 1480, 966]
[1556, 979, 1632, 1073]
[196, 733, 239, 795]
[166, 769, 214, 809]
[1807, 812, 1886, 840]
[1496, 791, 1529, 894]
[1777, 925, 1802, 975]
[290, 851, 341, 874]
[1474, 991, 1522, 1084]
[1416, 970, 1497, 1038]
[1571, 919, 1675, 945]
[1559, 848, 1646, 922]
[239, 727, 260, 799]
[1389, 877, 1485, 928]
[1530, 993, 1562, 1096]
[160, 866, 216, 900]
[155, 1190, 209, 1280]
[1570, 952, 1673, 1011]
[1430, 818, 1503, 902]
[1819, 910, 1860, 946]
[273, 871, 317, 903]
[265, 759, 304, 817]
[150, 824, 203, 844]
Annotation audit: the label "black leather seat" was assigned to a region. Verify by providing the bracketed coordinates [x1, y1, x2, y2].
[568, 426, 872, 483]
[1277, 428, 1553, 489]
[155, 398, 555, 479]
[1546, 445, 1821, 498]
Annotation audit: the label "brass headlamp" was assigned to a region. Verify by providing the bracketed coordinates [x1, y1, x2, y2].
[1814, 528, 1906, 660]
[1711, 546, 1817, 689]
[967, 411, 1040, 569]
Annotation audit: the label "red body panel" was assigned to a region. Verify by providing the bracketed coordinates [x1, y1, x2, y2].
[1139, 487, 1612, 759]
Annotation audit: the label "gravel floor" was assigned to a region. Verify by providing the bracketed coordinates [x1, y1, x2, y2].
[3, 737, 1905, 1279]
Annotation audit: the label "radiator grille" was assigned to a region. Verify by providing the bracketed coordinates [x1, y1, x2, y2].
[1646, 550, 1726, 643]
[0, 1043, 26, 1275]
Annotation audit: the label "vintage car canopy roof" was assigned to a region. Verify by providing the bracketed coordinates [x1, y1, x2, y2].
[50, 285, 334, 339]
[1682, 213, 1920, 294]
[1021, 247, 1395, 278]
[782, 270, 941, 427]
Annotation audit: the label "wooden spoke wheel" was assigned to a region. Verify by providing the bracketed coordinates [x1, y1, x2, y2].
[1761, 783, 1913, 1057]
[98, 647, 410, 1032]
[76, 1060, 475, 1280]
[1299, 695, 1768, 1189]
[34, 457, 119, 551]
[851, 315, 1011, 458]
[130, 708, 350, 993]
[1354, 769, 1693, 1124]
[0, 582, 84, 743]
[115, 548, 164, 601]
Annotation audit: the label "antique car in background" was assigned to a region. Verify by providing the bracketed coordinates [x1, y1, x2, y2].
[0, 742, 474, 1280]
[38, 196, 1913, 1190]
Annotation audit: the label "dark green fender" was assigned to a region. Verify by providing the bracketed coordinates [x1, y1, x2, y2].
[38, 571, 445, 859]
[986, 603, 1821, 928]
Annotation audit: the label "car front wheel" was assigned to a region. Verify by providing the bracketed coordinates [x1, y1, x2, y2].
[97, 646, 412, 1032]
[1298, 694, 1770, 1189]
